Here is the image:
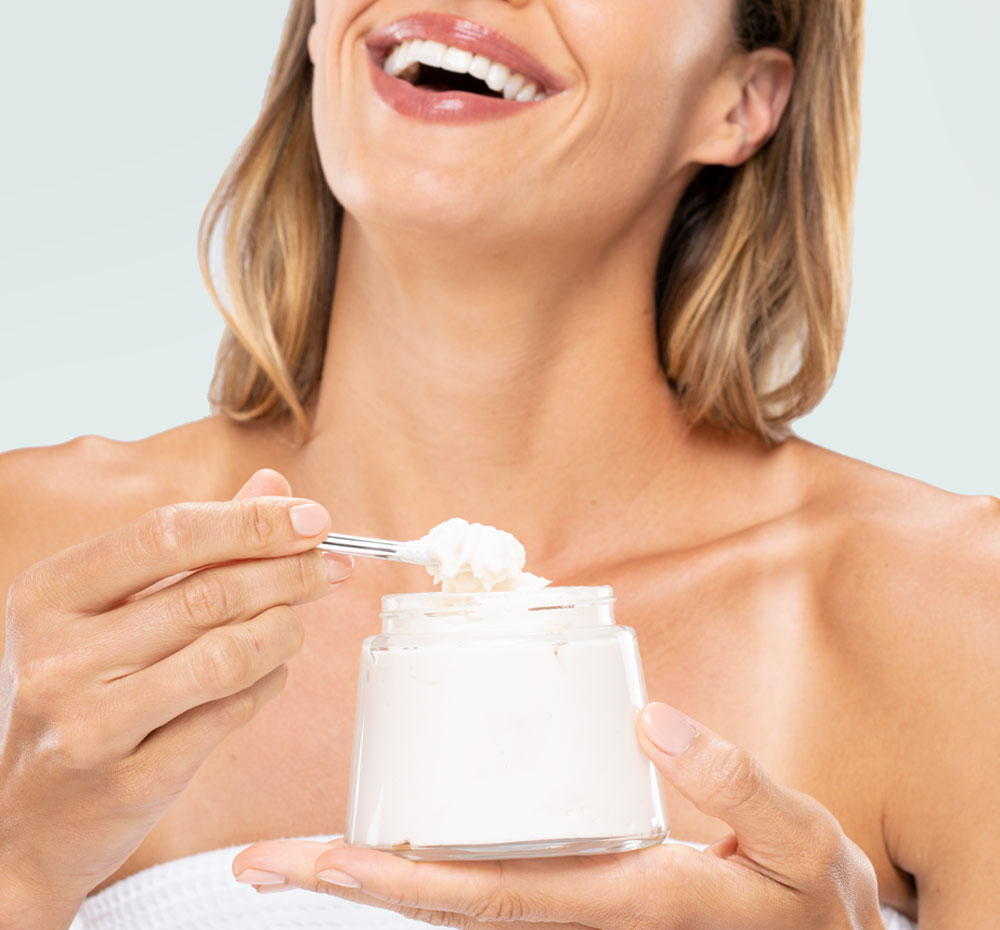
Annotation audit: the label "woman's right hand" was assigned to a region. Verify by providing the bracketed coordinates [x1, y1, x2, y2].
[0, 468, 352, 927]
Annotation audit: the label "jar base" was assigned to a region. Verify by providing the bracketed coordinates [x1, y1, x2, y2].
[355, 832, 669, 861]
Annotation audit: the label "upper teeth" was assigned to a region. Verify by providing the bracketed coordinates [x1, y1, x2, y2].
[382, 39, 547, 102]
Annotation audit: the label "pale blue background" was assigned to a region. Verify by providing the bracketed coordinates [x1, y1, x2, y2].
[1, 2, 997, 495]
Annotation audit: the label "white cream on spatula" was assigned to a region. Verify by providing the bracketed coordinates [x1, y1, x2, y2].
[417, 517, 550, 593]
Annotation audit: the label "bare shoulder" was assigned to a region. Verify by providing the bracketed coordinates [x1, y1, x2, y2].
[0, 418, 250, 587]
[790, 441, 999, 881]
[793, 440, 999, 628]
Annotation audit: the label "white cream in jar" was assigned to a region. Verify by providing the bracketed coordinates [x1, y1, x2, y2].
[345, 521, 667, 859]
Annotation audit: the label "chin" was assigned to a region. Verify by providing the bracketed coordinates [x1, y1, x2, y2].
[327, 151, 535, 244]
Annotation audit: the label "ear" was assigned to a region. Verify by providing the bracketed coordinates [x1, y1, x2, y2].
[308, 23, 319, 65]
[692, 48, 795, 168]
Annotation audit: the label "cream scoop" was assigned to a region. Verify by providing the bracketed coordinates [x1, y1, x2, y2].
[318, 518, 550, 593]
[417, 518, 550, 593]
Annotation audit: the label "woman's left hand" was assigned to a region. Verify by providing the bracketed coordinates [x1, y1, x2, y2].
[233, 702, 884, 929]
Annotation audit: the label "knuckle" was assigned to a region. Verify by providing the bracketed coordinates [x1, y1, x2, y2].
[105, 757, 147, 807]
[283, 607, 306, 654]
[469, 874, 531, 923]
[14, 645, 82, 712]
[405, 911, 464, 929]
[471, 890, 528, 923]
[263, 604, 304, 656]
[241, 499, 275, 549]
[42, 720, 110, 771]
[790, 800, 864, 890]
[143, 504, 186, 560]
[627, 858, 665, 930]
[843, 837, 879, 894]
[7, 562, 61, 616]
[190, 629, 250, 695]
[112, 751, 188, 808]
[806, 822, 850, 878]
[6, 567, 37, 615]
[176, 571, 236, 627]
[296, 552, 326, 595]
[217, 687, 259, 730]
[291, 551, 330, 599]
[108, 757, 157, 808]
[16, 654, 61, 706]
[705, 744, 767, 810]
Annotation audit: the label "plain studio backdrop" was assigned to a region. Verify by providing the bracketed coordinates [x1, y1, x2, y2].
[1, 3, 997, 496]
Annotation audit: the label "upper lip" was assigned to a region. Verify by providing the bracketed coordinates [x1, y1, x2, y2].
[365, 12, 569, 94]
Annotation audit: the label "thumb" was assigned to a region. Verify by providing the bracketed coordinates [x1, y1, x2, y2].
[233, 468, 293, 500]
[638, 702, 828, 869]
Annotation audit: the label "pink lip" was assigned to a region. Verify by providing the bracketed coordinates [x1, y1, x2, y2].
[363, 12, 568, 124]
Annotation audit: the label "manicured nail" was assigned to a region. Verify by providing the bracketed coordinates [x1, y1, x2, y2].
[323, 552, 354, 583]
[317, 867, 361, 888]
[290, 503, 329, 537]
[256, 883, 297, 894]
[642, 702, 698, 756]
[235, 868, 287, 885]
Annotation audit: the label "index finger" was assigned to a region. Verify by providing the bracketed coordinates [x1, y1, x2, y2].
[29, 497, 331, 614]
[318, 849, 629, 925]
[249, 839, 676, 927]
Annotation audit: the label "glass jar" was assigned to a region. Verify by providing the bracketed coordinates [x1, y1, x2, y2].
[345, 585, 668, 860]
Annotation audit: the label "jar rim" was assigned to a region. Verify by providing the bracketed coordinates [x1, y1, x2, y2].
[379, 586, 617, 634]
[380, 585, 614, 617]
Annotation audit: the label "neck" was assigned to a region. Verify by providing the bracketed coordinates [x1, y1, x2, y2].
[284, 212, 705, 569]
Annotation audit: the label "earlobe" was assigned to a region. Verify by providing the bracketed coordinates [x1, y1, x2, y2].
[307, 23, 319, 65]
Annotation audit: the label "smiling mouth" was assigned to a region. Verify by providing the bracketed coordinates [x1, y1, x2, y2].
[379, 39, 548, 102]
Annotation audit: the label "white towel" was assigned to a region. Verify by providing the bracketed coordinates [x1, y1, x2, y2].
[69, 836, 916, 929]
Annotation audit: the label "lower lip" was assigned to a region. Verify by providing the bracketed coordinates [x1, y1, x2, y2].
[366, 51, 543, 124]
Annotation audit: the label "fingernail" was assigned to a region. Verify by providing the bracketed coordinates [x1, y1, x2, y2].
[317, 867, 361, 888]
[323, 552, 354, 583]
[235, 868, 287, 885]
[290, 503, 329, 537]
[642, 702, 698, 756]
[256, 883, 297, 894]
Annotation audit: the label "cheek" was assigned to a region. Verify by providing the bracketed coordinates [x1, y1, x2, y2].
[559, 0, 730, 156]
[308, 1, 371, 202]
[311, 0, 362, 100]
[310, 74, 337, 196]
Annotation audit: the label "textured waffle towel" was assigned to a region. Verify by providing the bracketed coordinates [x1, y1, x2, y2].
[69, 835, 917, 929]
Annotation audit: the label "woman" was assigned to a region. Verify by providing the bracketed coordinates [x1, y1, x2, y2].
[1, 0, 996, 927]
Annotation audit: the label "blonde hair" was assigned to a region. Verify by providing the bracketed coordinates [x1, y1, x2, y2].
[201, 0, 864, 443]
